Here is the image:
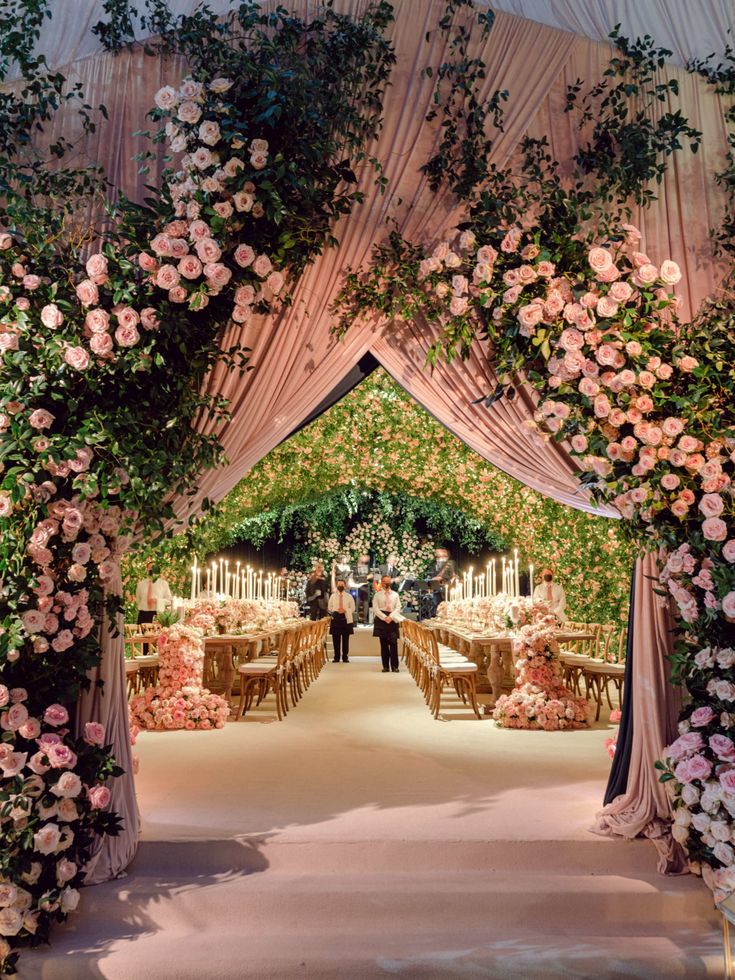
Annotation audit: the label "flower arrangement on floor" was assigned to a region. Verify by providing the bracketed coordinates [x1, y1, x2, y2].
[0, 690, 121, 971]
[492, 621, 590, 731]
[128, 624, 230, 731]
[184, 597, 300, 635]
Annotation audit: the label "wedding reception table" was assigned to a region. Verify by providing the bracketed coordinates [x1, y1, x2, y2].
[427, 623, 595, 703]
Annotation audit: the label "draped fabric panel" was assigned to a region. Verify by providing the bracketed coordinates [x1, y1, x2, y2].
[592, 551, 686, 874]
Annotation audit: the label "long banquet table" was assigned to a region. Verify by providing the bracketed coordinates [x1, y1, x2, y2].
[426, 623, 595, 704]
[124, 622, 303, 704]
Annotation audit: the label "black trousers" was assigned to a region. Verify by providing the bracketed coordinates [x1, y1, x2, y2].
[137, 610, 156, 624]
[379, 635, 399, 671]
[332, 633, 350, 661]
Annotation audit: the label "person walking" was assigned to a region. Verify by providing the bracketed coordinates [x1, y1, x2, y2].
[372, 574, 403, 673]
[327, 578, 355, 662]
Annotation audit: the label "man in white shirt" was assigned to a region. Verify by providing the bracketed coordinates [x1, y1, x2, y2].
[135, 562, 173, 624]
[532, 567, 567, 622]
[327, 578, 356, 663]
[372, 574, 403, 673]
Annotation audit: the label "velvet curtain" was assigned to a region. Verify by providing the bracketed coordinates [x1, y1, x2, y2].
[22, 1, 725, 878]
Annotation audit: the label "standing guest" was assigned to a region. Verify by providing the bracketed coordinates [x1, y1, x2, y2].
[533, 567, 567, 622]
[378, 552, 402, 590]
[332, 553, 353, 591]
[135, 561, 172, 624]
[277, 566, 290, 598]
[305, 562, 329, 621]
[354, 552, 373, 623]
[426, 547, 457, 613]
[328, 578, 355, 663]
[373, 574, 403, 673]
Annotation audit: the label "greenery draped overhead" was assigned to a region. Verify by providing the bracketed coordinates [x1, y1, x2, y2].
[130, 369, 634, 625]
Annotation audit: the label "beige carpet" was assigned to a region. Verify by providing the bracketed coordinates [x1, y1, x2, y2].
[20, 641, 722, 978]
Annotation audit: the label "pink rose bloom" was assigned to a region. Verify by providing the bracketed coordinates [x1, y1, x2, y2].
[52, 629, 74, 651]
[87, 783, 111, 809]
[46, 743, 77, 769]
[150, 233, 172, 256]
[44, 704, 69, 727]
[51, 771, 82, 799]
[178, 255, 202, 279]
[674, 753, 712, 783]
[156, 265, 180, 290]
[115, 324, 140, 348]
[85, 253, 109, 285]
[593, 394, 611, 417]
[659, 260, 681, 285]
[690, 705, 716, 727]
[578, 377, 599, 398]
[671, 499, 689, 518]
[699, 494, 724, 519]
[85, 309, 110, 334]
[596, 296, 618, 318]
[169, 286, 188, 304]
[33, 823, 61, 855]
[709, 735, 735, 763]
[722, 541, 735, 563]
[661, 474, 680, 491]
[666, 731, 704, 761]
[559, 327, 584, 351]
[140, 308, 159, 330]
[596, 344, 617, 366]
[232, 305, 252, 324]
[83, 722, 105, 746]
[596, 264, 621, 283]
[21, 609, 45, 633]
[656, 363, 673, 380]
[252, 254, 273, 278]
[570, 434, 588, 453]
[679, 356, 699, 372]
[637, 370, 656, 388]
[267, 271, 285, 295]
[138, 251, 158, 272]
[232, 243, 255, 269]
[75, 279, 99, 307]
[588, 246, 612, 273]
[3, 702, 28, 731]
[168, 237, 189, 259]
[204, 262, 232, 289]
[234, 284, 256, 306]
[703, 517, 727, 542]
[634, 263, 658, 285]
[722, 591, 735, 619]
[64, 346, 90, 371]
[661, 417, 684, 438]
[29, 408, 54, 429]
[610, 282, 634, 303]
[40, 303, 64, 329]
[194, 238, 222, 264]
[90, 332, 113, 356]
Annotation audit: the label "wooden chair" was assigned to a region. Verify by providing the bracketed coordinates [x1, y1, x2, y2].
[236, 628, 293, 720]
[583, 629, 626, 721]
[125, 660, 140, 698]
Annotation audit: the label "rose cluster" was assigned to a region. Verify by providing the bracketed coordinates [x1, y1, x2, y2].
[493, 621, 590, 731]
[146, 76, 285, 322]
[128, 624, 230, 731]
[0, 689, 116, 969]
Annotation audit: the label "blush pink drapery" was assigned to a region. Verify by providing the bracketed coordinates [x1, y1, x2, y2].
[37, 1, 725, 878]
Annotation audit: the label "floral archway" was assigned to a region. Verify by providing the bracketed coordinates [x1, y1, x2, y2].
[0, 0, 733, 972]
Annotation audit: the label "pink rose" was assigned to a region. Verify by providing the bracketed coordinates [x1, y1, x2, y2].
[635, 263, 658, 285]
[138, 251, 158, 272]
[234, 244, 255, 268]
[3, 702, 28, 731]
[610, 282, 634, 303]
[90, 333, 113, 356]
[596, 296, 618, 318]
[43, 704, 69, 727]
[29, 409, 54, 429]
[194, 238, 222, 264]
[87, 784, 111, 809]
[115, 324, 140, 348]
[252, 254, 272, 278]
[722, 592, 735, 619]
[234, 285, 256, 306]
[75, 279, 99, 307]
[666, 731, 704, 761]
[679, 356, 699, 372]
[203, 262, 232, 289]
[33, 823, 61, 855]
[723, 541, 735, 563]
[85, 309, 110, 334]
[178, 255, 202, 280]
[46, 743, 77, 769]
[703, 517, 727, 542]
[83, 722, 105, 746]
[588, 247, 612, 273]
[40, 303, 64, 329]
[659, 260, 681, 285]
[690, 705, 716, 727]
[64, 346, 90, 371]
[51, 771, 82, 799]
[85, 253, 109, 285]
[674, 753, 712, 783]
[710, 735, 735, 763]
[699, 494, 724, 519]
[156, 265, 180, 290]
[140, 308, 159, 331]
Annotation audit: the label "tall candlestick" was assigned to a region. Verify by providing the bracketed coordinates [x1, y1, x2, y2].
[197, 568, 202, 599]
[190, 562, 196, 602]
[235, 562, 241, 600]
[211, 561, 217, 596]
[514, 549, 519, 598]
[219, 558, 224, 595]
[206, 567, 211, 596]
[529, 563, 534, 597]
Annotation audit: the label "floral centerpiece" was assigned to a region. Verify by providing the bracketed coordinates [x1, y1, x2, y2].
[184, 597, 299, 635]
[128, 624, 229, 731]
[436, 594, 546, 631]
[492, 620, 590, 730]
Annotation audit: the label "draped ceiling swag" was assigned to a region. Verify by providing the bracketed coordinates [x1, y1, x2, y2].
[8, 0, 733, 880]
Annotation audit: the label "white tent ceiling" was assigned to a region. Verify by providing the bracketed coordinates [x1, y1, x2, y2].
[12, 0, 734, 73]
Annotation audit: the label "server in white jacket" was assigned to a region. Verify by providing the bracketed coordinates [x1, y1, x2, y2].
[372, 575, 403, 673]
[532, 567, 567, 622]
[327, 579, 356, 663]
[135, 562, 172, 624]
